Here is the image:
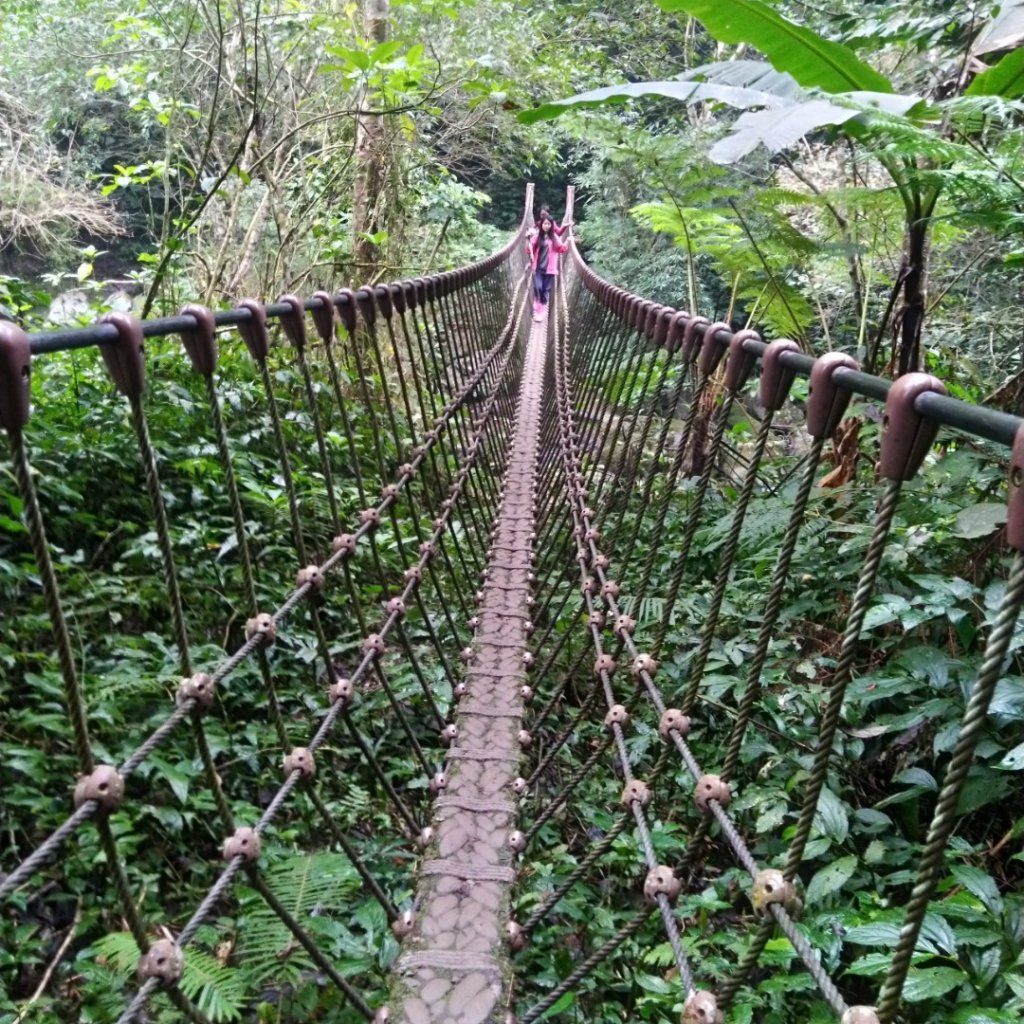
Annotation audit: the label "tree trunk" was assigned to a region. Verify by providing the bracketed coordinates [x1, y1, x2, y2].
[896, 218, 929, 377]
[351, 0, 390, 287]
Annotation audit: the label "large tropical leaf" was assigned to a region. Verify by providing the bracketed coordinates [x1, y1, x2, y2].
[972, 0, 1024, 55]
[677, 59, 803, 100]
[967, 47, 1024, 98]
[656, 0, 894, 94]
[520, 60, 920, 161]
[709, 93, 922, 163]
[518, 78, 789, 125]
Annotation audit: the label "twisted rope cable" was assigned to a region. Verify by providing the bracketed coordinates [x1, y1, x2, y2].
[719, 436, 827, 782]
[630, 365, 709, 612]
[556, 262, 848, 1017]
[520, 747, 673, 935]
[678, 410, 776, 712]
[255, 357, 309, 563]
[876, 548, 1024, 1022]
[203, 371, 290, 750]
[608, 343, 690, 557]
[320, 323, 370, 506]
[8, 433, 94, 774]
[519, 907, 654, 1024]
[292, 338, 344, 531]
[782, 477, 904, 880]
[128, 394, 194, 675]
[305, 786, 400, 921]
[0, 273, 525, 903]
[114, 273, 532, 1022]
[546, 272, 698, 1004]
[650, 386, 737, 660]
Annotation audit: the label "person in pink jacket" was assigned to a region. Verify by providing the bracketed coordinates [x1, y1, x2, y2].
[536, 206, 571, 237]
[526, 216, 568, 321]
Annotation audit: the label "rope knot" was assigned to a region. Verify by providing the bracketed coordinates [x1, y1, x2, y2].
[682, 990, 723, 1024]
[644, 865, 681, 904]
[659, 709, 691, 741]
[614, 615, 636, 637]
[604, 705, 630, 731]
[631, 653, 658, 677]
[695, 775, 731, 812]
[245, 613, 276, 647]
[752, 869, 802, 918]
[332, 533, 358, 557]
[620, 779, 651, 808]
[137, 939, 184, 987]
[73, 765, 125, 813]
[329, 677, 355, 707]
[296, 565, 324, 592]
[223, 826, 261, 863]
[176, 672, 216, 711]
[284, 747, 316, 780]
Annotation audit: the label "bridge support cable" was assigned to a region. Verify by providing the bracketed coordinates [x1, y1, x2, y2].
[876, 540, 1024, 1021]
[383, 270, 543, 1024]
[0, 267, 522, 897]
[552, 243, 879, 1018]
[0, 180, 536, 1023]
[110, 275, 533, 1023]
[9, 180, 1024, 1024]
[564, 219, 1024, 1023]
[509, 252, 708, 1019]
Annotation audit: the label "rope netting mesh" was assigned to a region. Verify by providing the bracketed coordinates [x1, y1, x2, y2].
[1, 184, 1024, 1024]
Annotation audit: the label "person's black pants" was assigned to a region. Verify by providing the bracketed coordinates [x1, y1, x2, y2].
[533, 271, 554, 305]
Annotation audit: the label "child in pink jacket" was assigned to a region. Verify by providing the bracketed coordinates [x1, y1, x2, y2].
[526, 216, 568, 321]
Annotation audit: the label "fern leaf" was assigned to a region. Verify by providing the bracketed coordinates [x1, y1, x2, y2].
[236, 851, 361, 985]
[179, 947, 246, 1023]
[88, 933, 244, 1024]
[89, 931, 141, 973]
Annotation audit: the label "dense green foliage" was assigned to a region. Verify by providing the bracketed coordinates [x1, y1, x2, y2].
[7, 305, 1024, 1022]
[7, 0, 1024, 401]
[531, 0, 1024, 390]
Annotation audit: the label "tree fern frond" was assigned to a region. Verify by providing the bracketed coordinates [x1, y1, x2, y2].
[236, 851, 360, 984]
[322, 782, 372, 827]
[680, 184, 744, 205]
[638, 596, 665, 626]
[749, 187, 821, 208]
[944, 93, 1024, 128]
[88, 932, 245, 1023]
[89, 931, 140, 973]
[180, 947, 246, 1023]
[821, 185, 905, 211]
[633, 202, 746, 254]
[756, 217, 824, 256]
[737, 278, 816, 338]
[864, 116, 975, 166]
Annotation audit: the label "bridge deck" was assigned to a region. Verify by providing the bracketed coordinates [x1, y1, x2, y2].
[388, 308, 545, 1024]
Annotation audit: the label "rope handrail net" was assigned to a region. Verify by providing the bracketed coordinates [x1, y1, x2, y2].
[1, 184, 1023, 1024]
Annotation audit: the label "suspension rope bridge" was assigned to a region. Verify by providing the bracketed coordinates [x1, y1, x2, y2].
[2, 184, 1024, 1024]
